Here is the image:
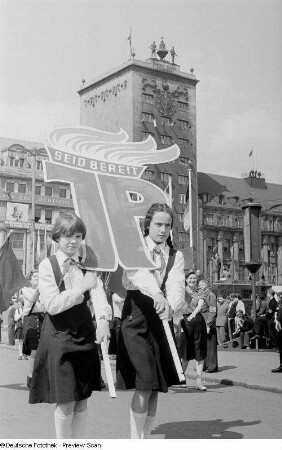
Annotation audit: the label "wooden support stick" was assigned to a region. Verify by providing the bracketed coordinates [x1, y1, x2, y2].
[162, 320, 186, 383]
[101, 340, 116, 399]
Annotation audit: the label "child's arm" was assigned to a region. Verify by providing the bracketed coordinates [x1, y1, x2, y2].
[39, 259, 97, 315]
[186, 298, 205, 321]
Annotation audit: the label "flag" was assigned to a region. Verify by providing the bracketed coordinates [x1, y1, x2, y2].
[183, 189, 190, 232]
[127, 28, 132, 45]
[249, 149, 253, 157]
[0, 238, 31, 312]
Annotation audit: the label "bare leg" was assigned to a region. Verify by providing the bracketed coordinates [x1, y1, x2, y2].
[142, 391, 158, 439]
[71, 399, 88, 439]
[195, 359, 206, 391]
[130, 390, 152, 438]
[55, 401, 75, 439]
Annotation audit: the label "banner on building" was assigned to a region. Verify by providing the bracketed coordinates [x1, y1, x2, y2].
[44, 126, 180, 271]
[6, 202, 29, 222]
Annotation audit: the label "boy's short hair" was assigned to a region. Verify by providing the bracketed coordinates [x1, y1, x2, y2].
[52, 212, 86, 242]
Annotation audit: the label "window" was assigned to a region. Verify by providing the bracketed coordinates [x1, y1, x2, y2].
[179, 193, 186, 204]
[178, 138, 189, 148]
[142, 131, 154, 140]
[207, 238, 216, 252]
[223, 239, 231, 255]
[18, 183, 26, 193]
[9, 157, 15, 167]
[143, 170, 156, 180]
[178, 101, 189, 111]
[10, 232, 24, 249]
[36, 160, 43, 171]
[6, 182, 14, 193]
[178, 120, 190, 130]
[35, 209, 41, 223]
[179, 232, 189, 242]
[142, 112, 154, 123]
[142, 93, 154, 104]
[45, 210, 52, 224]
[19, 158, 24, 168]
[59, 188, 67, 198]
[160, 172, 171, 183]
[178, 175, 189, 185]
[160, 135, 172, 145]
[201, 193, 209, 203]
[45, 186, 52, 196]
[35, 185, 41, 195]
[161, 116, 174, 126]
[218, 195, 225, 205]
[178, 213, 184, 223]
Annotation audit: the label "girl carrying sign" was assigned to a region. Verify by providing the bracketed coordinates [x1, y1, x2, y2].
[29, 212, 110, 439]
[116, 203, 186, 439]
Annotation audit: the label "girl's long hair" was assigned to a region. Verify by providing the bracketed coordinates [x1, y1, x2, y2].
[142, 203, 174, 248]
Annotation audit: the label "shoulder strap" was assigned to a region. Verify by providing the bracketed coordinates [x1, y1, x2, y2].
[160, 247, 177, 293]
[48, 255, 65, 293]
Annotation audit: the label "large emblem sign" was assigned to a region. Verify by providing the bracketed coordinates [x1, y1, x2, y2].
[44, 126, 180, 271]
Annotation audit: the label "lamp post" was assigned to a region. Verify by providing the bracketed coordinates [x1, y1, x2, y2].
[25, 148, 37, 270]
[242, 203, 262, 323]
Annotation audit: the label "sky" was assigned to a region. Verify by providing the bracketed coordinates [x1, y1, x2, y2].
[0, 0, 281, 184]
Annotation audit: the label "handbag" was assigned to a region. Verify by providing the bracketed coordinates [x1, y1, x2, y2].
[22, 301, 43, 341]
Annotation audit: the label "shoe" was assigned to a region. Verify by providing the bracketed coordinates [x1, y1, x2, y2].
[27, 376, 32, 388]
[205, 368, 218, 373]
[100, 378, 106, 388]
[271, 366, 282, 373]
[23, 355, 28, 360]
[196, 384, 207, 391]
[18, 356, 23, 360]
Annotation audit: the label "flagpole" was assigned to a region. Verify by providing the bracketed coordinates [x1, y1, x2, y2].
[168, 176, 172, 208]
[188, 165, 193, 248]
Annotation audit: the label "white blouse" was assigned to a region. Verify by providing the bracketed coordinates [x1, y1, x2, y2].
[38, 249, 110, 320]
[122, 236, 186, 315]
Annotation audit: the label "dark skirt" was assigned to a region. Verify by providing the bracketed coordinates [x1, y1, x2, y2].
[179, 313, 207, 361]
[22, 313, 45, 355]
[29, 313, 101, 404]
[116, 290, 180, 393]
[14, 321, 23, 340]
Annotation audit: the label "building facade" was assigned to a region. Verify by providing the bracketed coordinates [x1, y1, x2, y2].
[0, 137, 73, 274]
[198, 171, 282, 285]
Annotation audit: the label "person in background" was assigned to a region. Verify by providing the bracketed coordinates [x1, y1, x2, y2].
[22, 269, 45, 388]
[216, 293, 229, 345]
[271, 291, 282, 373]
[7, 299, 16, 345]
[227, 293, 245, 339]
[29, 212, 111, 439]
[179, 270, 208, 390]
[14, 297, 27, 360]
[109, 291, 125, 359]
[200, 280, 218, 373]
[252, 289, 277, 344]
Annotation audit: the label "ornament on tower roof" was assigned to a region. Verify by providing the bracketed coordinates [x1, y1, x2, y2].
[157, 37, 168, 60]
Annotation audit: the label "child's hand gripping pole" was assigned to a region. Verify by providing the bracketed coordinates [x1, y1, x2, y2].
[162, 320, 186, 384]
[90, 277, 116, 399]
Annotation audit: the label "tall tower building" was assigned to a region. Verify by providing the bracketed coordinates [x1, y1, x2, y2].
[77, 39, 199, 266]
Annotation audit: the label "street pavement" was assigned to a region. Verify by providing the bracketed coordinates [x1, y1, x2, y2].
[0, 329, 281, 440]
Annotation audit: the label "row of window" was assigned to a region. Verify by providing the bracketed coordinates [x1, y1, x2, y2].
[142, 94, 189, 111]
[142, 131, 191, 148]
[142, 169, 189, 188]
[8, 157, 44, 171]
[141, 113, 191, 130]
[4, 181, 70, 198]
